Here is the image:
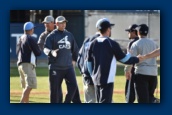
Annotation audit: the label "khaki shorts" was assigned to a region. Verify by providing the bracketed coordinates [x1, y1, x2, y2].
[18, 63, 37, 89]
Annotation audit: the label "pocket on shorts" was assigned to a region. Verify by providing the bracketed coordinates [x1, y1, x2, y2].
[25, 77, 37, 89]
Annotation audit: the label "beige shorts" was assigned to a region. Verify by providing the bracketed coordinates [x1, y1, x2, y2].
[18, 63, 37, 89]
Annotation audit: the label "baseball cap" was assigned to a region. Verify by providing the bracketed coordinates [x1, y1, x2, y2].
[137, 24, 149, 34]
[23, 22, 35, 31]
[125, 24, 138, 32]
[96, 18, 114, 30]
[42, 16, 54, 23]
[55, 16, 68, 23]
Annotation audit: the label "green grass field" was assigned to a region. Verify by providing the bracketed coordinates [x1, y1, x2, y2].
[10, 65, 160, 103]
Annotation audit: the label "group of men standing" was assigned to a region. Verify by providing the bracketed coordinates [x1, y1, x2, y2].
[16, 15, 160, 103]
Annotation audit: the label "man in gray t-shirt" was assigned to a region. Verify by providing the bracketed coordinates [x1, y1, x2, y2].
[125, 24, 159, 103]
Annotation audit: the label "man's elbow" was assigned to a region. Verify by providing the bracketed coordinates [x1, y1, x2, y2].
[43, 48, 51, 56]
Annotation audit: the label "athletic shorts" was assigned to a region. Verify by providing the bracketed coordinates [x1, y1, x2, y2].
[18, 63, 37, 89]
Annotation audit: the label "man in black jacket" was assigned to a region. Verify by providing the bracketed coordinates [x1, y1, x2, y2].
[17, 22, 41, 103]
[124, 24, 139, 103]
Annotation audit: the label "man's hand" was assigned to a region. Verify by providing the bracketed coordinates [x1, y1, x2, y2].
[137, 54, 145, 62]
[125, 71, 131, 80]
[127, 49, 133, 54]
[51, 49, 59, 57]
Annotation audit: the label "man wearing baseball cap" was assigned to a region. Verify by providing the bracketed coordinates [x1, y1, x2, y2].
[124, 24, 139, 103]
[44, 16, 81, 103]
[38, 15, 55, 51]
[77, 18, 111, 103]
[55, 16, 68, 23]
[87, 18, 140, 103]
[39, 15, 81, 103]
[17, 22, 41, 103]
[125, 24, 159, 103]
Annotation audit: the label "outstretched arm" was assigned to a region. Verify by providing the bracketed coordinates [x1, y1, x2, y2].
[110, 40, 140, 64]
[137, 48, 160, 60]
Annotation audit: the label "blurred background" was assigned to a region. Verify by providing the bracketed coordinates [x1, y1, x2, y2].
[10, 10, 160, 67]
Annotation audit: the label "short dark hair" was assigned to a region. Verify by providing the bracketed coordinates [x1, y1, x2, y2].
[97, 21, 113, 34]
[99, 27, 109, 34]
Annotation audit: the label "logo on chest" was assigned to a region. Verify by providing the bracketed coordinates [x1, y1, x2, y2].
[58, 36, 71, 49]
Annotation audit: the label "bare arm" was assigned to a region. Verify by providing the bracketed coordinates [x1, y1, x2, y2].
[138, 48, 160, 60]
[144, 48, 160, 59]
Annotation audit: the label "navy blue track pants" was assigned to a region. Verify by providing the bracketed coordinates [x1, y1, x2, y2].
[49, 67, 79, 103]
[95, 83, 114, 103]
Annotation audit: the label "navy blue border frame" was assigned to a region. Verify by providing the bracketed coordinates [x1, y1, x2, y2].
[1, 0, 171, 114]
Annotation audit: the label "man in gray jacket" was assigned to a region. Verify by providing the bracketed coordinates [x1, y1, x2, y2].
[38, 15, 55, 51]
[125, 24, 158, 103]
[44, 16, 80, 103]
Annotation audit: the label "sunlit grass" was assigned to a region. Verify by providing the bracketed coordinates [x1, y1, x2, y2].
[10, 66, 160, 103]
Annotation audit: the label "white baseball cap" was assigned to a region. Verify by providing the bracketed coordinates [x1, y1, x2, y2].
[55, 16, 68, 23]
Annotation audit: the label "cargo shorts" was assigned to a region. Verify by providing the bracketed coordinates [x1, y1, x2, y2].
[18, 63, 37, 89]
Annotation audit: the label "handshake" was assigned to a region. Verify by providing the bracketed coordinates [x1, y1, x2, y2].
[51, 49, 59, 57]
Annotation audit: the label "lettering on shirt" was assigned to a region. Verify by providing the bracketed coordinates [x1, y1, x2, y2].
[58, 36, 71, 49]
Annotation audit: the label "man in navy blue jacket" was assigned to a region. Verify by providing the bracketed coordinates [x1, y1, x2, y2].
[39, 15, 81, 103]
[44, 16, 80, 103]
[87, 18, 140, 103]
[17, 22, 41, 103]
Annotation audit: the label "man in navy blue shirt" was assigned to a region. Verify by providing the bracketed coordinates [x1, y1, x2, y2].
[87, 18, 140, 103]
[17, 22, 41, 103]
[44, 16, 80, 103]
[39, 15, 81, 103]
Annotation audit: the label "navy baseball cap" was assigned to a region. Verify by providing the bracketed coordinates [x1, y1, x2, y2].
[125, 24, 138, 32]
[137, 24, 149, 34]
[23, 22, 35, 30]
[96, 18, 114, 30]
